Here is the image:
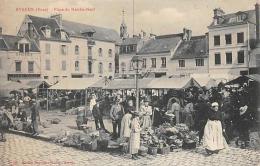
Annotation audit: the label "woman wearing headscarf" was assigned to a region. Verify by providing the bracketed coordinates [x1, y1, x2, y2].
[203, 102, 228, 155]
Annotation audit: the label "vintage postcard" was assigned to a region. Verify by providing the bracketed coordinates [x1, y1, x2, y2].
[0, 0, 259, 165]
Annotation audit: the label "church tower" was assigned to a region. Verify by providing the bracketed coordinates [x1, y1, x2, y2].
[120, 10, 128, 39]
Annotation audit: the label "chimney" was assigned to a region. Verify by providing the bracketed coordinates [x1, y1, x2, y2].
[0, 27, 2, 35]
[213, 8, 225, 25]
[51, 14, 62, 27]
[183, 28, 192, 41]
[255, 3, 260, 42]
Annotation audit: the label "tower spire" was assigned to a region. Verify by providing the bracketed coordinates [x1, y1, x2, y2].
[120, 9, 128, 39]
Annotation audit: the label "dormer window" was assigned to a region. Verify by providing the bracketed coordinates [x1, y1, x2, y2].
[45, 29, 51, 38]
[237, 15, 243, 22]
[236, 12, 247, 22]
[18, 42, 30, 53]
[41, 26, 51, 38]
[61, 31, 67, 40]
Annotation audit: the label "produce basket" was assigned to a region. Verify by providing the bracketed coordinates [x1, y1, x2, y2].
[97, 140, 109, 151]
[86, 139, 98, 151]
[182, 140, 196, 149]
[121, 143, 129, 154]
[138, 146, 148, 156]
[148, 146, 158, 155]
[158, 146, 170, 155]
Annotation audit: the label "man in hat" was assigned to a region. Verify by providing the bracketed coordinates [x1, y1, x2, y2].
[92, 100, 105, 130]
[30, 99, 40, 136]
[140, 97, 152, 129]
[236, 104, 253, 148]
[110, 97, 125, 139]
[89, 93, 97, 119]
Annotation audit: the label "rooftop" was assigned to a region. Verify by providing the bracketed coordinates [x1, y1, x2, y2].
[27, 15, 120, 43]
[208, 9, 256, 28]
[137, 33, 183, 55]
[172, 35, 208, 60]
[0, 34, 40, 52]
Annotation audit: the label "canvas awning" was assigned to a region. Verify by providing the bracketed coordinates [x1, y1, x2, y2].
[88, 78, 112, 88]
[49, 78, 101, 90]
[20, 79, 51, 89]
[0, 81, 30, 97]
[145, 78, 201, 89]
[225, 74, 260, 85]
[246, 74, 260, 83]
[191, 76, 218, 89]
[104, 78, 153, 90]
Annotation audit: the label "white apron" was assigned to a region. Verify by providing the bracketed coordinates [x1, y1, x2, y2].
[120, 113, 132, 138]
[203, 120, 228, 151]
[129, 117, 141, 154]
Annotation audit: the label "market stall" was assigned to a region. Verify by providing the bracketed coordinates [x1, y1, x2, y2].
[47, 78, 102, 111]
[0, 80, 30, 98]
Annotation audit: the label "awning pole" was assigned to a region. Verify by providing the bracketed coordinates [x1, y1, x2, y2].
[84, 89, 88, 117]
[46, 89, 49, 111]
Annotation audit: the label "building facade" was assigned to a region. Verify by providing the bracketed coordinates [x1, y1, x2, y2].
[208, 4, 260, 76]
[169, 34, 209, 77]
[0, 34, 41, 81]
[16, 14, 119, 84]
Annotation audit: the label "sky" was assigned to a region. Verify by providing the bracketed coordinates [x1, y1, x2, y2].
[0, 0, 258, 37]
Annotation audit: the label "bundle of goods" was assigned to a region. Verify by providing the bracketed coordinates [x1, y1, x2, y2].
[138, 146, 148, 156]
[97, 130, 111, 151]
[153, 123, 198, 150]
[22, 121, 32, 133]
[50, 118, 61, 124]
[13, 120, 23, 131]
[157, 142, 170, 155]
[63, 133, 83, 147]
[76, 112, 88, 130]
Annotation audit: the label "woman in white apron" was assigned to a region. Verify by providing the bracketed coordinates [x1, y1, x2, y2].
[203, 102, 228, 155]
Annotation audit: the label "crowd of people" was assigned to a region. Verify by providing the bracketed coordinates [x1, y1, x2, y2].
[0, 96, 41, 142]
[0, 80, 258, 158]
[86, 81, 258, 157]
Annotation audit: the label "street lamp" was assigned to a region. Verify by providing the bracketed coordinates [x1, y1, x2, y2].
[131, 56, 143, 112]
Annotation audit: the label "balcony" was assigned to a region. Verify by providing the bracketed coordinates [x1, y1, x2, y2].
[87, 39, 95, 46]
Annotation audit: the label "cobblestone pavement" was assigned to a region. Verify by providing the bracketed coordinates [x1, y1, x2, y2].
[0, 134, 260, 166]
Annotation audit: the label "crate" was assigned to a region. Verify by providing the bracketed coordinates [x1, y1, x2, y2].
[158, 146, 170, 155]
[148, 146, 158, 155]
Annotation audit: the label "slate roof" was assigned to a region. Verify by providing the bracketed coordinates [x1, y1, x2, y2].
[120, 37, 141, 45]
[0, 39, 8, 50]
[28, 15, 64, 42]
[62, 20, 120, 43]
[27, 15, 120, 43]
[208, 9, 256, 28]
[172, 35, 208, 60]
[0, 34, 40, 52]
[137, 34, 183, 55]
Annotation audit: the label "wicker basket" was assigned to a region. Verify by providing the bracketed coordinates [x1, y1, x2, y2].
[148, 146, 158, 155]
[158, 146, 170, 155]
[121, 143, 129, 153]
